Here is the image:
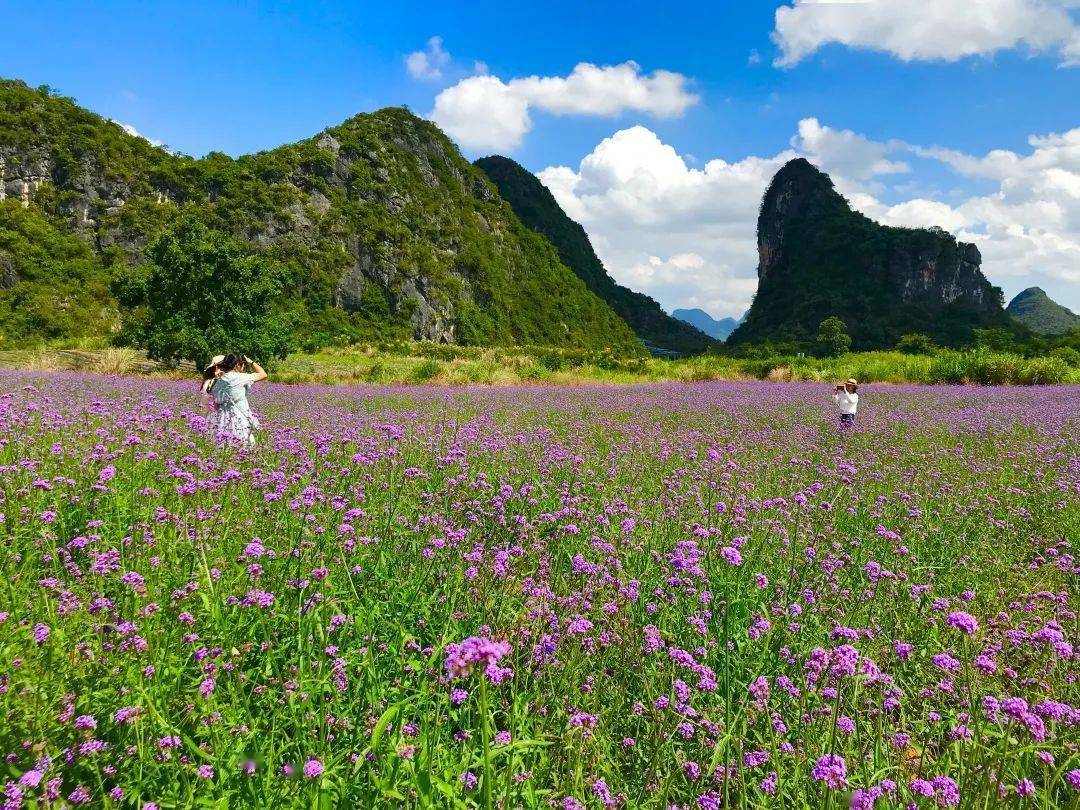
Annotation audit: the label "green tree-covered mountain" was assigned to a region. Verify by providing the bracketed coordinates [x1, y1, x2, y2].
[1006, 287, 1079, 336]
[728, 158, 1014, 350]
[0, 79, 642, 353]
[671, 308, 742, 340]
[474, 155, 715, 355]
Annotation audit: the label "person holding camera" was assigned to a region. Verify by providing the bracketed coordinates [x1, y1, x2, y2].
[211, 353, 267, 445]
[833, 378, 859, 425]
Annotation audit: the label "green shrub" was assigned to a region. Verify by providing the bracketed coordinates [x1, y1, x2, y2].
[970, 352, 1025, 385]
[1017, 356, 1070, 385]
[974, 327, 1021, 353]
[518, 363, 545, 381]
[366, 360, 388, 383]
[535, 350, 567, 372]
[738, 357, 783, 380]
[817, 316, 852, 357]
[464, 362, 497, 384]
[684, 364, 721, 382]
[928, 351, 972, 385]
[412, 359, 441, 382]
[1048, 346, 1080, 367]
[896, 333, 937, 354]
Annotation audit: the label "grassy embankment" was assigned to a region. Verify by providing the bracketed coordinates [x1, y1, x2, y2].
[1, 340, 1077, 386]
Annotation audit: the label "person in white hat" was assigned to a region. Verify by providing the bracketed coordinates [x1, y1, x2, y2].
[833, 378, 859, 425]
[200, 354, 225, 412]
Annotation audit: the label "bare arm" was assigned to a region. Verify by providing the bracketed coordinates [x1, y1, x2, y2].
[246, 357, 268, 383]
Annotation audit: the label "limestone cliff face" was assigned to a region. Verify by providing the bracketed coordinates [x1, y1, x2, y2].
[0, 153, 50, 206]
[730, 158, 1008, 349]
[0, 79, 641, 352]
[0, 144, 166, 254]
[0, 125, 465, 342]
[890, 241, 988, 308]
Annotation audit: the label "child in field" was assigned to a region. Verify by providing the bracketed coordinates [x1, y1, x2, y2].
[833, 378, 859, 425]
[212, 353, 267, 445]
[200, 354, 225, 412]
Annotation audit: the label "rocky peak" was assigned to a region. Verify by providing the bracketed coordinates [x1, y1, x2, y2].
[1006, 286, 1079, 335]
[757, 158, 840, 282]
[729, 158, 1010, 349]
[1010, 286, 1046, 304]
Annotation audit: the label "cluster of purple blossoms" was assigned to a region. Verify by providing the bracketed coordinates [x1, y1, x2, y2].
[945, 610, 979, 635]
[910, 775, 960, 806]
[444, 636, 513, 684]
[811, 754, 847, 789]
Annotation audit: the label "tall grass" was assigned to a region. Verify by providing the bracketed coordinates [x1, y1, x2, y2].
[2, 343, 1077, 387]
[275, 346, 1077, 387]
[91, 347, 143, 376]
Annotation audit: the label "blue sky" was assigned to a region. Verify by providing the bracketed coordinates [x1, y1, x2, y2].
[6, 1, 1080, 315]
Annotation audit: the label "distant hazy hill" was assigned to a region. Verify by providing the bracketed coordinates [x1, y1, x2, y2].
[0, 79, 641, 353]
[1006, 287, 1079, 336]
[474, 155, 715, 356]
[671, 308, 743, 340]
[728, 158, 1013, 350]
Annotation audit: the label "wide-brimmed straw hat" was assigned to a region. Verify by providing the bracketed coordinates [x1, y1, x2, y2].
[203, 354, 225, 373]
[846, 378, 858, 387]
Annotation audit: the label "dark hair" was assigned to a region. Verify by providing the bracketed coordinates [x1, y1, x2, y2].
[219, 353, 245, 372]
[201, 364, 218, 382]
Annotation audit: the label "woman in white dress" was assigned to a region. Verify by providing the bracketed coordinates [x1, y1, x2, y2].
[212, 354, 267, 445]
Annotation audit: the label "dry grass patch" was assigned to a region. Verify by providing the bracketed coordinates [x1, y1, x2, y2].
[91, 348, 143, 376]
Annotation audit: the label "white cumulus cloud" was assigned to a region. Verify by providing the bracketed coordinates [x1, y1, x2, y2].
[405, 36, 451, 80]
[537, 119, 1080, 318]
[431, 61, 698, 152]
[537, 126, 794, 317]
[772, 0, 1080, 67]
[861, 127, 1080, 293]
[791, 118, 908, 181]
[896, 128, 1080, 290]
[110, 120, 164, 148]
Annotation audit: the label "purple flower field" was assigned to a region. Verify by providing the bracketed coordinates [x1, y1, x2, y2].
[1, 372, 1077, 808]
